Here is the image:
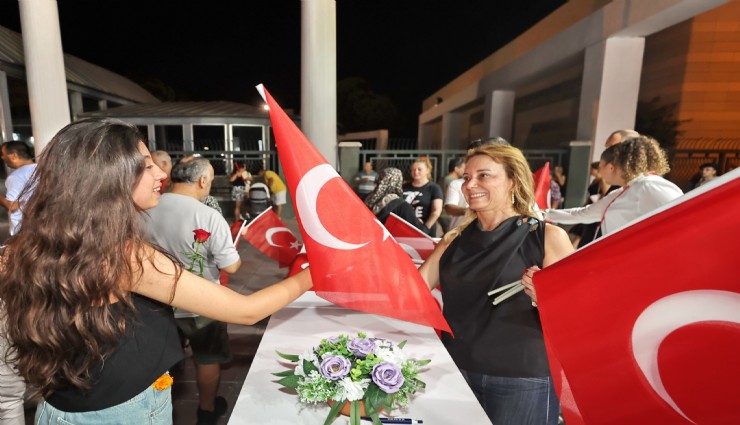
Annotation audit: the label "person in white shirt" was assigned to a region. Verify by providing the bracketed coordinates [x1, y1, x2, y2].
[545, 136, 682, 237]
[1, 141, 36, 236]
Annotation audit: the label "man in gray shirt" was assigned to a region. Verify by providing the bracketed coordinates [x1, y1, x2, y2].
[145, 157, 241, 425]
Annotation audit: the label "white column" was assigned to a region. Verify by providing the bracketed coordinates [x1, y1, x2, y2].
[18, 0, 70, 154]
[484, 90, 515, 141]
[69, 91, 83, 120]
[0, 70, 13, 143]
[301, 0, 337, 167]
[441, 112, 462, 150]
[577, 37, 645, 162]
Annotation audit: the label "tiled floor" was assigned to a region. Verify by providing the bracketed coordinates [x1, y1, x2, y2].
[9, 217, 294, 425]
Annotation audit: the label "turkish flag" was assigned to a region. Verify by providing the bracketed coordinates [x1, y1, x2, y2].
[242, 208, 302, 268]
[534, 169, 740, 425]
[384, 213, 437, 266]
[258, 85, 451, 333]
[533, 162, 551, 210]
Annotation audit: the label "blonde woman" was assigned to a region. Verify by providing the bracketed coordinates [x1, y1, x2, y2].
[418, 144, 573, 424]
[402, 158, 443, 236]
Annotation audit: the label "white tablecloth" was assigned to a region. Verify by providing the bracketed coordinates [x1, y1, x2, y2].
[228, 293, 491, 424]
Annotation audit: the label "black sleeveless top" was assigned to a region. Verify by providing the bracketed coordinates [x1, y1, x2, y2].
[47, 294, 184, 412]
[439, 216, 549, 377]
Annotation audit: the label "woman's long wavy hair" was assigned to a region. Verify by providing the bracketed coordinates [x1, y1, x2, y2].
[601, 135, 670, 182]
[0, 118, 178, 398]
[444, 144, 537, 242]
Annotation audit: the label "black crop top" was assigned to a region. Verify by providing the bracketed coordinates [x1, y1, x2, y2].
[439, 216, 549, 377]
[47, 294, 184, 412]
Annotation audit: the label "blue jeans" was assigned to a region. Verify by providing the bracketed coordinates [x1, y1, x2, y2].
[35, 386, 172, 425]
[460, 369, 559, 425]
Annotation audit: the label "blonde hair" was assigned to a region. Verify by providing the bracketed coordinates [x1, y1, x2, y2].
[412, 157, 433, 181]
[443, 144, 537, 242]
[601, 135, 670, 181]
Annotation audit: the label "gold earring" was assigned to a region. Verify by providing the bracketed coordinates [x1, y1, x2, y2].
[511, 193, 515, 205]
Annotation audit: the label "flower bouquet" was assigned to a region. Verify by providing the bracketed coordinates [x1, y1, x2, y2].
[274, 332, 430, 425]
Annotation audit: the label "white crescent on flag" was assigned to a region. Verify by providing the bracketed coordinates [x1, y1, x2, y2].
[631, 289, 740, 423]
[295, 164, 370, 250]
[265, 227, 294, 247]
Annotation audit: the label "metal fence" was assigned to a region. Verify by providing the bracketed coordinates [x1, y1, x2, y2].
[359, 148, 569, 183]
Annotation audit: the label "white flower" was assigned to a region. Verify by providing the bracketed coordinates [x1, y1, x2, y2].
[295, 350, 319, 377]
[374, 346, 407, 365]
[335, 377, 370, 402]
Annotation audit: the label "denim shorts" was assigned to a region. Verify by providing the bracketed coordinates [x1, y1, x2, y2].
[34, 385, 172, 425]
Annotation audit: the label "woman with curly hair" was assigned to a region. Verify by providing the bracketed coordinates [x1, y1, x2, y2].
[545, 135, 682, 239]
[418, 143, 574, 424]
[0, 118, 312, 424]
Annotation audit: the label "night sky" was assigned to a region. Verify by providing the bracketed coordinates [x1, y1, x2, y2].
[0, 1, 565, 136]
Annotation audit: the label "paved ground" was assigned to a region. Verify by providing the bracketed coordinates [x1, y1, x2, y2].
[2, 213, 297, 425]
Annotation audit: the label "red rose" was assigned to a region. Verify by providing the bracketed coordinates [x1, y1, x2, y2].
[193, 229, 211, 243]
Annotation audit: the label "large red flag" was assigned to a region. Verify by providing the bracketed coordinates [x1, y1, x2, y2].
[384, 213, 437, 265]
[533, 162, 551, 210]
[242, 208, 302, 268]
[257, 85, 450, 333]
[534, 170, 740, 425]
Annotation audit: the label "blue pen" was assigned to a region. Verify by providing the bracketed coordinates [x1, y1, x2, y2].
[359, 417, 423, 424]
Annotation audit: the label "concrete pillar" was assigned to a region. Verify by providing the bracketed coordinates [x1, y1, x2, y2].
[564, 141, 593, 208]
[577, 37, 645, 163]
[484, 90, 515, 141]
[301, 0, 337, 168]
[18, 0, 71, 153]
[337, 141, 361, 184]
[98, 99, 108, 111]
[0, 70, 13, 143]
[69, 91, 83, 120]
[441, 112, 462, 150]
[183, 124, 194, 151]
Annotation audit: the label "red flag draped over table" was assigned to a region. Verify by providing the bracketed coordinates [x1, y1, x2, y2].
[242, 209, 302, 268]
[384, 213, 437, 265]
[258, 85, 451, 333]
[533, 162, 551, 210]
[534, 170, 740, 425]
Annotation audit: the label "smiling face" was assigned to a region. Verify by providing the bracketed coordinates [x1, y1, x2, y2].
[132, 142, 167, 210]
[462, 154, 514, 213]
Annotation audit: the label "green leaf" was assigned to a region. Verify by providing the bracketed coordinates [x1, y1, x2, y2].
[367, 410, 383, 425]
[323, 400, 344, 425]
[272, 370, 294, 377]
[416, 379, 426, 390]
[397, 340, 407, 349]
[277, 375, 300, 389]
[415, 359, 431, 366]
[364, 384, 385, 412]
[303, 359, 318, 374]
[276, 351, 299, 362]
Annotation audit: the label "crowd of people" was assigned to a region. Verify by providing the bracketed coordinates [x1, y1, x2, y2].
[0, 116, 708, 425]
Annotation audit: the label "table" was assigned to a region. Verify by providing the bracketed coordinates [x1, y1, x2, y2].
[228, 293, 491, 424]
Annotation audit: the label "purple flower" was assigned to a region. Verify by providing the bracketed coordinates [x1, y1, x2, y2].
[347, 338, 375, 358]
[319, 355, 351, 380]
[371, 362, 405, 393]
[325, 336, 340, 344]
